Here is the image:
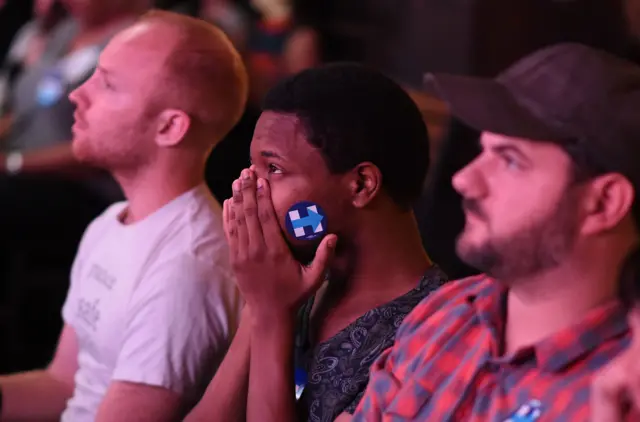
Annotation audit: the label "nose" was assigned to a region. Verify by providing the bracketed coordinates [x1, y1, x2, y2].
[68, 79, 91, 111]
[68, 85, 82, 106]
[452, 158, 487, 200]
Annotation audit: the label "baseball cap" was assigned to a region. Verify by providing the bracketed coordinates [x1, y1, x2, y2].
[424, 43, 640, 192]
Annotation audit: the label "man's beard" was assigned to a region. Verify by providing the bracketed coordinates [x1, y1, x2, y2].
[457, 189, 579, 281]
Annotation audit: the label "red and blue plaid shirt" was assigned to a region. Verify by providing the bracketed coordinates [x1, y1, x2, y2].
[352, 275, 630, 421]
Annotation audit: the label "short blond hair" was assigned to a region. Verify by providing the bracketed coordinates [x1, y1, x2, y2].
[140, 10, 249, 145]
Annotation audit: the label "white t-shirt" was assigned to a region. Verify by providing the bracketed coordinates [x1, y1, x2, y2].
[61, 184, 242, 421]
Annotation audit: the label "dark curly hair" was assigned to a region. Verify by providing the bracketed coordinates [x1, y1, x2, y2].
[262, 63, 430, 209]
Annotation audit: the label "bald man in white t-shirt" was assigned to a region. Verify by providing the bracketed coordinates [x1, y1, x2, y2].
[0, 10, 248, 422]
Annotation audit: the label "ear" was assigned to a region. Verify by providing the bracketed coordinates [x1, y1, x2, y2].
[347, 162, 383, 209]
[581, 173, 635, 236]
[155, 109, 191, 147]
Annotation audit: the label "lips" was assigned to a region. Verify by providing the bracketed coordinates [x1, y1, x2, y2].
[73, 112, 87, 130]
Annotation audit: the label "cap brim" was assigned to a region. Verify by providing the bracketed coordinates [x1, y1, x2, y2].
[423, 73, 567, 141]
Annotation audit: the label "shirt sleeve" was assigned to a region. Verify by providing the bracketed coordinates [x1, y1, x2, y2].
[350, 345, 403, 421]
[111, 254, 238, 399]
[351, 277, 478, 420]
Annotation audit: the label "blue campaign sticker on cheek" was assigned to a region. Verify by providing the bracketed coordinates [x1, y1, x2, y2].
[285, 201, 327, 241]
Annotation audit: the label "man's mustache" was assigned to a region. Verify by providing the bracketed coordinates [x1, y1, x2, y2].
[462, 198, 486, 220]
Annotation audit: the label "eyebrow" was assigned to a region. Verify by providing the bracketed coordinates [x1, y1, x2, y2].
[97, 66, 115, 79]
[260, 150, 283, 160]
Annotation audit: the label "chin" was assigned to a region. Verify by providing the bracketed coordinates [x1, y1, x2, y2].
[288, 239, 321, 265]
[71, 138, 87, 159]
[456, 233, 502, 276]
[72, 141, 92, 162]
[72, 139, 104, 168]
[457, 228, 476, 246]
[456, 232, 482, 261]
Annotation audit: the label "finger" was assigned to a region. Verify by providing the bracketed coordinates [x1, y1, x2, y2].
[225, 199, 240, 258]
[241, 169, 265, 250]
[232, 178, 249, 254]
[303, 234, 337, 290]
[222, 199, 230, 243]
[256, 178, 287, 250]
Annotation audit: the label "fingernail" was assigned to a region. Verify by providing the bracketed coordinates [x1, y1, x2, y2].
[328, 237, 337, 248]
[233, 180, 241, 191]
[257, 178, 264, 190]
[242, 170, 250, 180]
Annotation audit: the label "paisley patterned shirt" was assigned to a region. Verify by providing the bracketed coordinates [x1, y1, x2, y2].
[293, 266, 448, 422]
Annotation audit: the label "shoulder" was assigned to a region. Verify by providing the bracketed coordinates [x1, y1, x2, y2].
[154, 188, 229, 264]
[88, 201, 126, 229]
[77, 201, 126, 251]
[414, 274, 492, 311]
[131, 189, 238, 310]
[133, 234, 239, 320]
[399, 274, 495, 335]
[124, 252, 240, 341]
[137, 251, 236, 303]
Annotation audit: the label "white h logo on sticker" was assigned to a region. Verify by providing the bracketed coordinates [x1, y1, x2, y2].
[288, 210, 305, 238]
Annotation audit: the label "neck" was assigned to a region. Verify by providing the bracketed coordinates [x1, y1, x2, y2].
[503, 257, 621, 355]
[327, 211, 432, 311]
[309, 210, 431, 344]
[114, 164, 205, 224]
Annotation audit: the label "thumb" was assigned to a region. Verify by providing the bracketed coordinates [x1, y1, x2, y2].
[303, 234, 338, 289]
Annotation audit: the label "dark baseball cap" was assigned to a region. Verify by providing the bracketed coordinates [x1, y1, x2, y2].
[424, 42, 640, 191]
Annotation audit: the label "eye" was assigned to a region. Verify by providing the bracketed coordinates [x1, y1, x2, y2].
[268, 163, 283, 174]
[501, 153, 521, 170]
[101, 75, 113, 90]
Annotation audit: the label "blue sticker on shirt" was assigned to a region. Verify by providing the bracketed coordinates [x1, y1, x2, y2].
[504, 400, 543, 422]
[36, 69, 66, 108]
[285, 201, 327, 241]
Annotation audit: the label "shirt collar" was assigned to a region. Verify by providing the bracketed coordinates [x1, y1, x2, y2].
[468, 278, 629, 373]
[535, 300, 629, 372]
[467, 277, 507, 334]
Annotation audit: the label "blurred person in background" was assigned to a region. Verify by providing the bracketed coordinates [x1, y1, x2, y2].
[155, 0, 199, 16]
[0, 0, 148, 179]
[0, 0, 151, 374]
[244, 0, 293, 106]
[0, 0, 33, 64]
[0, 10, 247, 422]
[0, 0, 68, 132]
[200, 0, 248, 51]
[202, 0, 297, 204]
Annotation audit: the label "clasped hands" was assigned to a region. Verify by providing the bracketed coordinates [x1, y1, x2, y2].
[223, 167, 337, 323]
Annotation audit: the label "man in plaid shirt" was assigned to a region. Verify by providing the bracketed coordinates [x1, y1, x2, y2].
[341, 43, 640, 421]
